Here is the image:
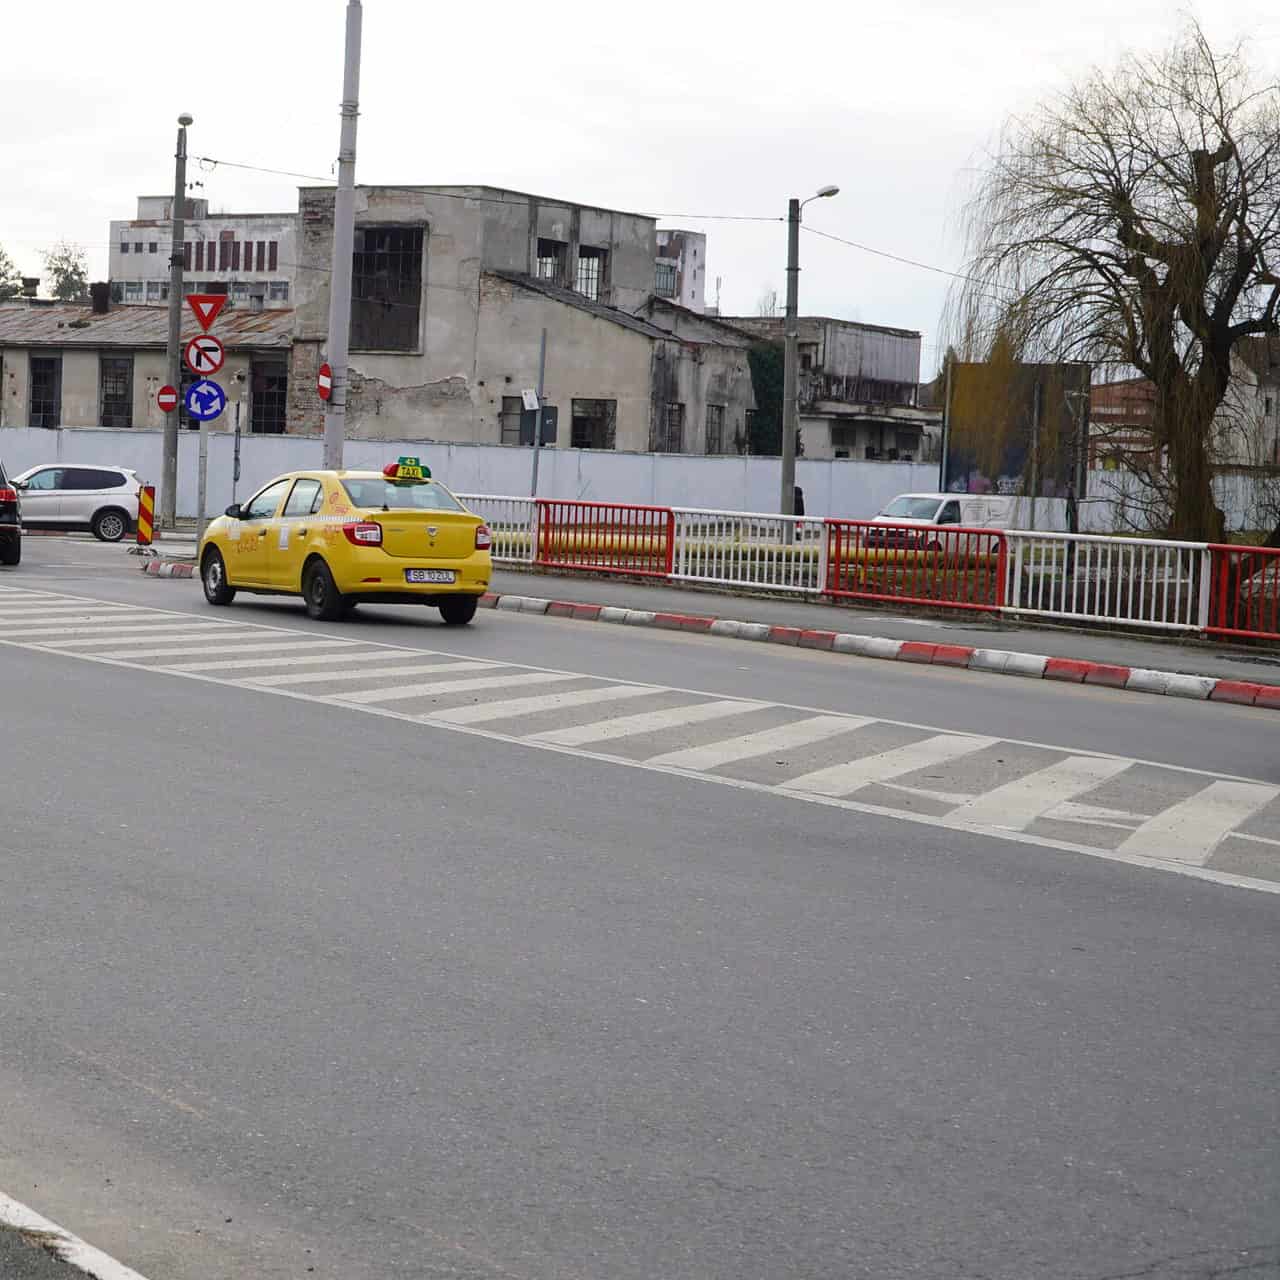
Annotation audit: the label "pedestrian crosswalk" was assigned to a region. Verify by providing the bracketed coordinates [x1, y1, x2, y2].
[3, 585, 1279, 890]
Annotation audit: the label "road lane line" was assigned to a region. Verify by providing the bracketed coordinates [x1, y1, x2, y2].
[782, 733, 998, 797]
[530, 699, 770, 746]
[0, 622, 237, 641]
[246, 659, 494, 688]
[429, 683, 658, 725]
[340, 670, 571, 704]
[1118, 780, 1280, 865]
[0, 1190, 151, 1280]
[647, 714, 870, 770]
[0, 603, 140, 617]
[948, 756, 1133, 831]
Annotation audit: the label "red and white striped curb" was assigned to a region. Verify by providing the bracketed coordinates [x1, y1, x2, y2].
[141, 559, 195, 578]
[479, 593, 1280, 712]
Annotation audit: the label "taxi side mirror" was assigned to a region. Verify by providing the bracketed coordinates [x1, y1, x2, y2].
[224, 503, 242, 519]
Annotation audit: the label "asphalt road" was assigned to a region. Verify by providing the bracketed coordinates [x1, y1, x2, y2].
[1, 538, 1278, 1280]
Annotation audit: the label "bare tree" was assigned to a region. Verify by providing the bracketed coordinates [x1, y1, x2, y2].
[0, 245, 20, 300]
[949, 25, 1280, 540]
[41, 240, 88, 302]
[756, 287, 779, 318]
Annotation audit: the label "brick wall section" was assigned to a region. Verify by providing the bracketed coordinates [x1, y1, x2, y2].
[287, 338, 325, 435]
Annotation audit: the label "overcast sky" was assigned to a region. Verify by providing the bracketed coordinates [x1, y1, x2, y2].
[2, 0, 1276, 375]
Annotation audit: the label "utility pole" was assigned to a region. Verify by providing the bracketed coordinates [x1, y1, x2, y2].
[779, 185, 839, 517]
[161, 112, 192, 530]
[323, 0, 363, 471]
[780, 198, 801, 518]
[529, 327, 548, 497]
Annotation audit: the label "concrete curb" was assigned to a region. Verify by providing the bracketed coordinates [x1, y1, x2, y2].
[478, 592, 1280, 713]
[140, 560, 195, 579]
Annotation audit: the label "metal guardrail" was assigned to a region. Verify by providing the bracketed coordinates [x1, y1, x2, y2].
[1004, 530, 1210, 633]
[826, 520, 1006, 612]
[456, 493, 1280, 642]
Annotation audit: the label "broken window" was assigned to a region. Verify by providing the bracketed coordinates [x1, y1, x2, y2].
[351, 225, 424, 352]
[250, 361, 288, 434]
[146, 281, 168, 302]
[500, 395, 525, 445]
[570, 399, 617, 450]
[704, 404, 725, 454]
[654, 263, 677, 297]
[536, 238, 566, 284]
[99, 356, 133, 429]
[652, 401, 684, 453]
[576, 247, 607, 301]
[29, 357, 62, 428]
[268, 281, 289, 302]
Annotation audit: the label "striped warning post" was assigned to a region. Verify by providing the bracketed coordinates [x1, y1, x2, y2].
[136, 485, 155, 546]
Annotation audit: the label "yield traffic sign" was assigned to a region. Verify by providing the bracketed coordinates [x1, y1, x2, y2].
[184, 379, 227, 422]
[184, 334, 225, 376]
[186, 293, 228, 331]
[317, 362, 333, 401]
[156, 384, 179, 413]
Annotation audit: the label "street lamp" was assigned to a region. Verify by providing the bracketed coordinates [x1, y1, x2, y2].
[161, 112, 193, 530]
[780, 184, 840, 517]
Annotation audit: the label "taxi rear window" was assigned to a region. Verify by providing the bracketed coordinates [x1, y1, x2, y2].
[341, 478, 464, 512]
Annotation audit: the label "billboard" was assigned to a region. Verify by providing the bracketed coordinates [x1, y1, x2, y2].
[942, 361, 1090, 499]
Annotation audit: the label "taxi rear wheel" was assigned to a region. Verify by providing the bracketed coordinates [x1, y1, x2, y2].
[201, 548, 235, 605]
[303, 559, 347, 621]
[438, 595, 478, 626]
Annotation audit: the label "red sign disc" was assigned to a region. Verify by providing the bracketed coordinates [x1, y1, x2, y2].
[157, 385, 179, 413]
[317, 362, 333, 402]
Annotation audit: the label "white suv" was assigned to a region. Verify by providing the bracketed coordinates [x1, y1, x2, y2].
[12, 464, 141, 542]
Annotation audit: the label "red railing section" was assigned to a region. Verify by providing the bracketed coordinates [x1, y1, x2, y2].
[1207, 544, 1280, 640]
[535, 500, 676, 578]
[824, 521, 1007, 613]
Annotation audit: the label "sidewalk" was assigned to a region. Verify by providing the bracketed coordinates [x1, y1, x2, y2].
[491, 567, 1280, 688]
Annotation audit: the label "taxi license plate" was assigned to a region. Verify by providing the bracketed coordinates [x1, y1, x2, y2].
[405, 568, 456, 584]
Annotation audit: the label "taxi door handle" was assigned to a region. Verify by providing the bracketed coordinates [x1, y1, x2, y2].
[296, 526, 308, 535]
[257, 529, 267, 539]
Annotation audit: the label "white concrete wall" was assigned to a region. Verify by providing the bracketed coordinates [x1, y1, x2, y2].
[6, 426, 1268, 531]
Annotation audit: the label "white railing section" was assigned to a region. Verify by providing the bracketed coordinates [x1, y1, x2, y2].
[1004, 531, 1212, 632]
[456, 494, 536, 564]
[670, 508, 828, 594]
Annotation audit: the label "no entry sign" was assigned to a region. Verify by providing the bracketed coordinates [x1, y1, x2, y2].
[184, 334, 225, 376]
[317, 362, 333, 402]
[157, 384, 178, 413]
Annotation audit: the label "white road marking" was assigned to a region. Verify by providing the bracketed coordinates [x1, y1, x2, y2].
[429, 682, 658, 725]
[0, 603, 139, 617]
[2, 585, 1278, 895]
[783, 733, 998, 798]
[531, 699, 770, 747]
[246, 659, 493, 688]
[949, 756, 1133, 831]
[0, 621, 235, 641]
[1118, 781, 1280, 865]
[0, 1190, 151, 1280]
[166, 647, 433, 672]
[102, 639, 360, 662]
[647, 714, 868, 770]
[339, 669, 572, 705]
[38, 628, 271, 649]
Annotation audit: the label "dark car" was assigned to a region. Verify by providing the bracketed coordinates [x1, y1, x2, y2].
[0, 459, 20, 565]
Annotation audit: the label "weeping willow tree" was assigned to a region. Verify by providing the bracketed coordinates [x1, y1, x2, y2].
[949, 25, 1280, 540]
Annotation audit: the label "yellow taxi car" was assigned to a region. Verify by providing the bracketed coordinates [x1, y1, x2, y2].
[198, 458, 492, 625]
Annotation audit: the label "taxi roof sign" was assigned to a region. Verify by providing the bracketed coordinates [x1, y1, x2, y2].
[383, 456, 431, 483]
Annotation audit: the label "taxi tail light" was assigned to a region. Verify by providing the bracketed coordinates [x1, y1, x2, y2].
[0, 488, 16, 503]
[342, 521, 383, 546]
[475, 524, 492, 551]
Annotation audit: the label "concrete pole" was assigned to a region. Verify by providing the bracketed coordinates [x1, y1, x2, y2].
[323, 0, 363, 471]
[779, 197, 801, 517]
[161, 114, 192, 529]
[530, 328, 547, 497]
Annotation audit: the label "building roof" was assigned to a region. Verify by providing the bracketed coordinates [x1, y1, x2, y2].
[641, 298, 757, 345]
[1236, 335, 1280, 380]
[0, 303, 294, 350]
[490, 273, 679, 341]
[301, 184, 656, 223]
[723, 315, 923, 341]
